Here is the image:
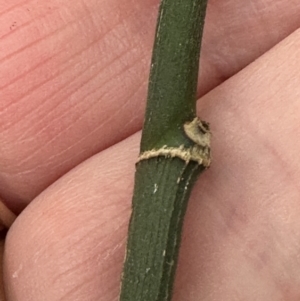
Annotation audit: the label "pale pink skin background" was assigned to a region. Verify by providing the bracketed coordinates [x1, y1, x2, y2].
[1, 0, 300, 300]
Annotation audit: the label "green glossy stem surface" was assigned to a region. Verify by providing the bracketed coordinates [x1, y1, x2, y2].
[141, 0, 208, 151]
[119, 1, 209, 300]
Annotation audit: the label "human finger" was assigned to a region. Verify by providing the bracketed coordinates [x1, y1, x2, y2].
[1, 0, 299, 211]
[4, 28, 300, 300]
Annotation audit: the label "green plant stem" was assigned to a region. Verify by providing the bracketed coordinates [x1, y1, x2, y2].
[119, 1, 210, 300]
[141, 0, 208, 150]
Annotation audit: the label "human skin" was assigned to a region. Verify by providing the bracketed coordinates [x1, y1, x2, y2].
[1, 0, 300, 300]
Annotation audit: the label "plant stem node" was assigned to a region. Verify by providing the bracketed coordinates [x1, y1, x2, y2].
[138, 117, 211, 167]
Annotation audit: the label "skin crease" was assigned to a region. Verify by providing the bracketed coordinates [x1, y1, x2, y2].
[1, 0, 300, 300]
